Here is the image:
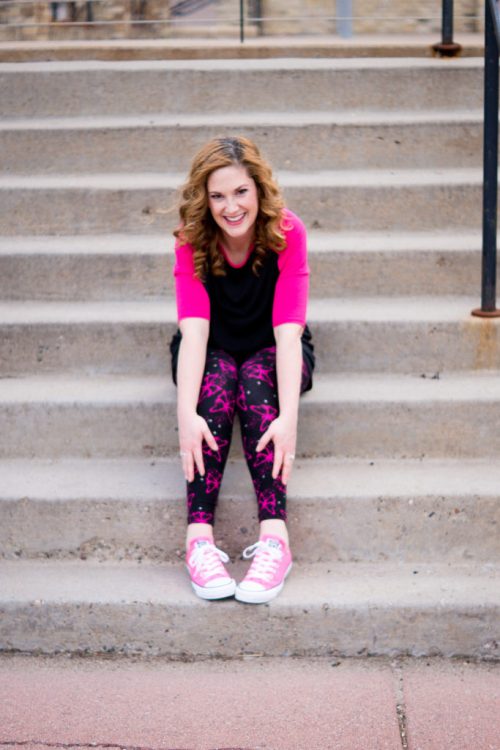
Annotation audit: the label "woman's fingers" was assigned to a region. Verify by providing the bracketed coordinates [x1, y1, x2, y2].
[182, 451, 194, 483]
[271, 435, 296, 483]
[202, 426, 219, 453]
[179, 416, 218, 483]
[256, 427, 272, 453]
[181, 447, 204, 482]
[193, 445, 205, 477]
[258, 419, 296, 482]
[281, 451, 296, 485]
[272, 447, 284, 479]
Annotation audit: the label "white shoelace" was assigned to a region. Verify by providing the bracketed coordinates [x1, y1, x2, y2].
[242, 541, 283, 582]
[188, 543, 230, 578]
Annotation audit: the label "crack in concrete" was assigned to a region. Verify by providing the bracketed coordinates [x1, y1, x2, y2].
[0, 743, 189, 750]
[396, 702, 409, 750]
[391, 659, 409, 750]
[0, 743, 251, 750]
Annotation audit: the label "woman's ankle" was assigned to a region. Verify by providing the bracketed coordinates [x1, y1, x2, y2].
[259, 519, 289, 546]
[186, 523, 214, 551]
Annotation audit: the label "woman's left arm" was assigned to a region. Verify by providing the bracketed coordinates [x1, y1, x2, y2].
[256, 322, 303, 485]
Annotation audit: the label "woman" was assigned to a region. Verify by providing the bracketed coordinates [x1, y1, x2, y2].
[170, 136, 314, 604]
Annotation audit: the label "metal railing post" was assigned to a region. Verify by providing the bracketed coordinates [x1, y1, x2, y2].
[433, 0, 462, 56]
[253, 0, 263, 36]
[472, 0, 500, 317]
[239, 0, 244, 42]
[336, 0, 352, 39]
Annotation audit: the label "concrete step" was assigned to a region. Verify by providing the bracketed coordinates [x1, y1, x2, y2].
[1, 372, 499, 459]
[0, 297, 497, 376]
[1, 558, 498, 658]
[0, 111, 482, 173]
[0, 34, 486, 62]
[1, 457, 499, 565]
[0, 58, 482, 118]
[0, 169, 484, 235]
[0, 232, 483, 301]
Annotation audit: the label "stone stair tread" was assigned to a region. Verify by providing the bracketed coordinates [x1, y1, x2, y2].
[2, 558, 498, 657]
[0, 34, 485, 62]
[0, 57, 483, 74]
[0, 295, 482, 323]
[2, 558, 499, 608]
[0, 109, 483, 131]
[0, 168, 483, 190]
[0, 51, 495, 660]
[0, 234, 169, 255]
[1, 371, 499, 404]
[1, 456, 500, 502]
[308, 230, 481, 253]
[310, 296, 481, 321]
[0, 298, 176, 323]
[0, 230, 482, 255]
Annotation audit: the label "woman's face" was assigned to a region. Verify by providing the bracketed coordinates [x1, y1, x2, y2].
[207, 164, 259, 248]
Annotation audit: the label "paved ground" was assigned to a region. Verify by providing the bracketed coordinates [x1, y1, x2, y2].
[0, 655, 499, 750]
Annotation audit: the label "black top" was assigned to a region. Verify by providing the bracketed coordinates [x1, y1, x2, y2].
[170, 249, 314, 387]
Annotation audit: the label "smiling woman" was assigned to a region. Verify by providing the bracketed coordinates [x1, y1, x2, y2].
[169, 136, 315, 605]
[207, 165, 259, 263]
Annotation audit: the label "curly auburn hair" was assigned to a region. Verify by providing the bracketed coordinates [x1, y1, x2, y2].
[174, 136, 288, 280]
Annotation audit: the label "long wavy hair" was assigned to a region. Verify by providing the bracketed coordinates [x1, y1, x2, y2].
[174, 136, 287, 280]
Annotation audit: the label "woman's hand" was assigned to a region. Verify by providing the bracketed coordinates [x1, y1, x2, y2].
[176, 318, 212, 483]
[256, 414, 297, 485]
[178, 409, 218, 483]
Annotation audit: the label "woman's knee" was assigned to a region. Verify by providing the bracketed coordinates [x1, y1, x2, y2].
[197, 349, 238, 420]
[237, 349, 279, 439]
[237, 347, 278, 407]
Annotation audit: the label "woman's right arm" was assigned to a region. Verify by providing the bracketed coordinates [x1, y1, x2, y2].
[177, 317, 218, 483]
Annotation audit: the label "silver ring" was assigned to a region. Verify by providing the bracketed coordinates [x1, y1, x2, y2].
[179, 451, 187, 457]
[286, 453, 295, 462]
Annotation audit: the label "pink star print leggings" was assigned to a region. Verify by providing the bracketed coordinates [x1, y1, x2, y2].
[186, 346, 312, 526]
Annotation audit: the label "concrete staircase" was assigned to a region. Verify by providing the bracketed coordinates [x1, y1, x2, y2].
[1, 56, 499, 659]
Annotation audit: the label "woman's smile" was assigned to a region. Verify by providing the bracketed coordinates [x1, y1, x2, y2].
[207, 164, 259, 253]
[223, 212, 246, 225]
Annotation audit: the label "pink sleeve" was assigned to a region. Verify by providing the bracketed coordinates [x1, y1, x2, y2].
[272, 210, 310, 327]
[173, 239, 210, 322]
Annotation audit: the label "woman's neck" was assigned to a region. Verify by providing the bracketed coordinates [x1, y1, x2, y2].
[219, 230, 255, 264]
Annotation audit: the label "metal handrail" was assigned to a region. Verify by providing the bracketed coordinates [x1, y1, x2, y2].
[433, 0, 462, 56]
[472, 0, 500, 317]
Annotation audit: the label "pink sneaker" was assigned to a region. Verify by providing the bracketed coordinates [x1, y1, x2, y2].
[235, 535, 292, 604]
[186, 537, 236, 600]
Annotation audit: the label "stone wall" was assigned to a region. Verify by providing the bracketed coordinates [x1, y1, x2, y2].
[0, 0, 248, 41]
[0, 0, 485, 40]
[260, 0, 484, 36]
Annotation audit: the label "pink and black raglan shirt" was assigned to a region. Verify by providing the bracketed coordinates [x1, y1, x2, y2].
[170, 208, 315, 389]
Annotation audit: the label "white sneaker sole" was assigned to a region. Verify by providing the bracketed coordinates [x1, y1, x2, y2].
[190, 577, 237, 600]
[235, 563, 292, 604]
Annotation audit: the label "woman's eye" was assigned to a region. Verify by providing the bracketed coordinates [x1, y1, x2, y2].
[237, 189, 248, 195]
[210, 194, 222, 200]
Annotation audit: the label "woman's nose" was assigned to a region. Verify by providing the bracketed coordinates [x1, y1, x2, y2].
[225, 197, 238, 213]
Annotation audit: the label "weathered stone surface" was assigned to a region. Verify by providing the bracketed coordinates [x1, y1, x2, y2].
[1, 457, 499, 564]
[0, 53, 497, 660]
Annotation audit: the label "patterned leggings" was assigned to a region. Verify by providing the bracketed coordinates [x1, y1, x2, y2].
[187, 346, 311, 525]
